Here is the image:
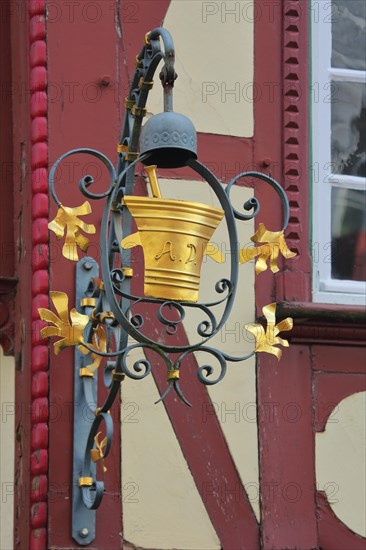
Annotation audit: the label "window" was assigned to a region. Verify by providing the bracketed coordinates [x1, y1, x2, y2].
[312, 0, 366, 305]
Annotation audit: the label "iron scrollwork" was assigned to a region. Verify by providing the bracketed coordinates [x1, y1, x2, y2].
[39, 27, 296, 541]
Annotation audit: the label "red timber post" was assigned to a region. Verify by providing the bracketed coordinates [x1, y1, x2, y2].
[8, 1, 49, 549]
[46, 2, 123, 547]
[4, 0, 48, 550]
[255, 1, 317, 548]
[0, 3, 17, 352]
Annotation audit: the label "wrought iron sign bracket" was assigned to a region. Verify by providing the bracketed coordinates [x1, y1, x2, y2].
[38, 27, 297, 546]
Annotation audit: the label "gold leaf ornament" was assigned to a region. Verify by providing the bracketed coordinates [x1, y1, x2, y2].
[240, 222, 296, 274]
[90, 432, 107, 472]
[48, 202, 96, 261]
[245, 303, 293, 360]
[85, 324, 107, 374]
[38, 291, 89, 355]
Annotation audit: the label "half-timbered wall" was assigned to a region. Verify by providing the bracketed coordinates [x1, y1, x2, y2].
[1, 1, 365, 549]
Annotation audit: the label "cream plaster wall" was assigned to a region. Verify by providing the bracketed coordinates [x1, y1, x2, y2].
[121, 178, 258, 548]
[0, 348, 15, 550]
[316, 391, 366, 537]
[147, 0, 254, 137]
[121, 370, 220, 549]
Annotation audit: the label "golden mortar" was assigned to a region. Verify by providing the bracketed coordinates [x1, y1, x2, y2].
[123, 196, 224, 302]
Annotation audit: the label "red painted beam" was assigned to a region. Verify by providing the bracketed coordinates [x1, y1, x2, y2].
[253, 0, 284, 317]
[10, 0, 36, 547]
[317, 492, 366, 549]
[255, 3, 318, 548]
[121, 0, 172, 78]
[312, 346, 366, 374]
[0, 0, 15, 279]
[47, 2, 123, 547]
[0, 0, 17, 355]
[258, 346, 318, 549]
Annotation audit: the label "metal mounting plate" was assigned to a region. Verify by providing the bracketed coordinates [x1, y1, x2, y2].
[72, 257, 99, 546]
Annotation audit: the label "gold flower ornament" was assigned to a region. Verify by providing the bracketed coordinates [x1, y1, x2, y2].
[48, 202, 96, 261]
[245, 303, 293, 360]
[240, 222, 296, 274]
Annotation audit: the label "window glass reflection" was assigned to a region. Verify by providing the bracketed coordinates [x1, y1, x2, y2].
[331, 81, 366, 176]
[332, 0, 366, 71]
[331, 188, 366, 281]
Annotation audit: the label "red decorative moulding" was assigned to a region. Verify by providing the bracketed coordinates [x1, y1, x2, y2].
[31, 117, 47, 143]
[31, 168, 48, 193]
[30, 16, 46, 42]
[29, 0, 46, 16]
[30, 41, 47, 68]
[32, 270, 49, 295]
[29, 2, 49, 548]
[31, 422, 49, 451]
[30, 449, 48, 476]
[31, 502, 47, 529]
[30, 67, 47, 92]
[31, 142, 48, 168]
[30, 528, 47, 550]
[31, 397, 49, 424]
[32, 193, 48, 219]
[31, 372, 49, 398]
[31, 475, 48, 503]
[31, 346, 49, 372]
[32, 218, 49, 245]
[32, 244, 49, 271]
[32, 294, 49, 319]
[30, 92, 47, 118]
[31, 320, 48, 346]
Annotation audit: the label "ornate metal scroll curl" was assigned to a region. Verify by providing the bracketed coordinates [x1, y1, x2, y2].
[39, 27, 296, 545]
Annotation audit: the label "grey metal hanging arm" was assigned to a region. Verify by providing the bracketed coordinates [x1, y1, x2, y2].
[117, 27, 177, 174]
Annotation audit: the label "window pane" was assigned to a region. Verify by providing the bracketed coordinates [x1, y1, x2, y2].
[332, 0, 366, 70]
[331, 81, 366, 176]
[331, 187, 366, 281]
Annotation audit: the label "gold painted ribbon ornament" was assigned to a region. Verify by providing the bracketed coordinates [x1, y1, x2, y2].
[90, 432, 107, 472]
[240, 222, 296, 274]
[245, 303, 293, 360]
[85, 324, 107, 374]
[48, 201, 96, 261]
[38, 291, 89, 355]
[38, 291, 107, 372]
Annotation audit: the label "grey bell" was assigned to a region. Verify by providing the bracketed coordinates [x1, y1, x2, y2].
[139, 111, 197, 168]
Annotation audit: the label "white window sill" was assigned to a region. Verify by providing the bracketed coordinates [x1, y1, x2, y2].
[313, 289, 366, 307]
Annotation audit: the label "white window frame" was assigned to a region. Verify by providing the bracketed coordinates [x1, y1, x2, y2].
[311, 2, 366, 306]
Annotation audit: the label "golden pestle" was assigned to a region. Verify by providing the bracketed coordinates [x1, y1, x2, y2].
[145, 165, 162, 198]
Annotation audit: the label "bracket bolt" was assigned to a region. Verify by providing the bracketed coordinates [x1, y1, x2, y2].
[100, 75, 111, 87]
[79, 528, 89, 538]
[262, 158, 272, 167]
[83, 261, 93, 271]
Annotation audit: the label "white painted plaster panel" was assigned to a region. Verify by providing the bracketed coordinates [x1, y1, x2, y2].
[121, 371, 220, 549]
[146, 0, 254, 137]
[316, 391, 366, 537]
[0, 348, 15, 550]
